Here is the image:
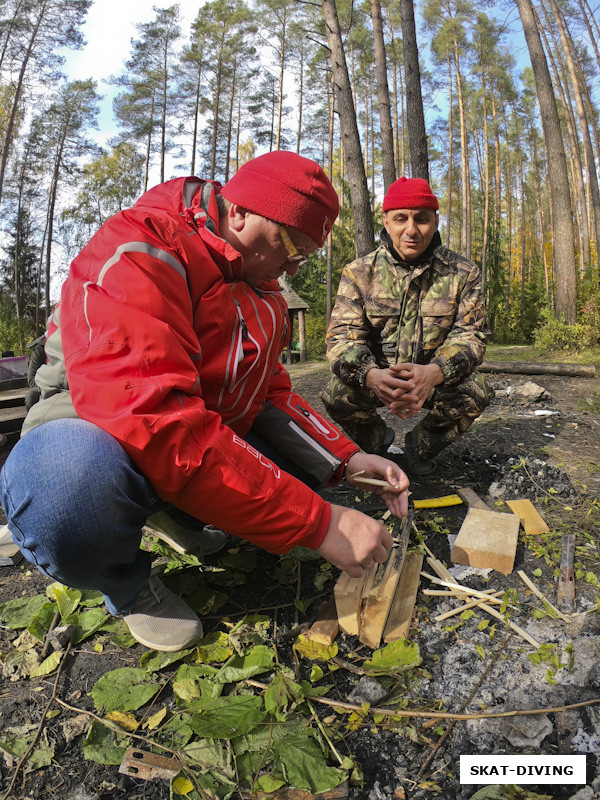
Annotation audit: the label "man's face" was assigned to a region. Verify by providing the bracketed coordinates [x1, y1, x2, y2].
[237, 213, 318, 288]
[383, 207, 438, 262]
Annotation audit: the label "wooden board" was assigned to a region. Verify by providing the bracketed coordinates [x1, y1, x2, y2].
[456, 486, 492, 512]
[305, 596, 339, 645]
[358, 511, 412, 650]
[451, 507, 520, 574]
[334, 571, 366, 635]
[0, 388, 27, 409]
[506, 499, 550, 535]
[383, 550, 424, 642]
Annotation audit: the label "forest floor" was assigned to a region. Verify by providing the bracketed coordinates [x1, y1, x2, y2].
[0, 353, 599, 800]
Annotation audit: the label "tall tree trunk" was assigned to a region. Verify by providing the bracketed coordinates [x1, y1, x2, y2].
[382, 2, 402, 176]
[190, 52, 203, 175]
[546, 0, 600, 254]
[326, 75, 335, 322]
[322, 0, 374, 256]
[370, 0, 396, 190]
[296, 38, 304, 154]
[225, 57, 237, 182]
[538, 16, 589, 270]
[480, 72, 490, 295]
[210, 32, 225, 180]
[143, 90, 156, 193]
[275, 6, 288, 151]
[399, 0, 428, 180]
[446, 55, 453, 249]
[453, 38, 471, 258]
[0, 0, 49, 211]
[514, 0, 577, 322]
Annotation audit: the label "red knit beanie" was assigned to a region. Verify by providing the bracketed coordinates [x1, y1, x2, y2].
[383, 177, 439, 212]
[221, 151, 339, 247]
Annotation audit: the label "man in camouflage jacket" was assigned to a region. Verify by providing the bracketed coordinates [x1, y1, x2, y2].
[321, 177, 493, 473]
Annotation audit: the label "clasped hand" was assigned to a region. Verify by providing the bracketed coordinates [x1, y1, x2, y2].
[365, 362, 443, 419]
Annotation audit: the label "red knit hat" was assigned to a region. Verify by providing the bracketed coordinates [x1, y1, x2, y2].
[221, 151, 339, 247]
[383, 177, 439, 212]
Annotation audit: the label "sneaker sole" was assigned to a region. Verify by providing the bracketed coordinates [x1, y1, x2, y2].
[128, 627, 204, 652]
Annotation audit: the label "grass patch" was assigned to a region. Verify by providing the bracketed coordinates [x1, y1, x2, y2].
[486, 343, 600, 367]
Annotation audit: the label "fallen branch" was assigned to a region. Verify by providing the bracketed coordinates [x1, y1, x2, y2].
[479, 360, 596, 377]
[245, 679, 600, 721]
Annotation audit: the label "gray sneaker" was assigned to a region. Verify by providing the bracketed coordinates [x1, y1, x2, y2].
[123, 575, 204, 651]
[144, 510, 227, 557]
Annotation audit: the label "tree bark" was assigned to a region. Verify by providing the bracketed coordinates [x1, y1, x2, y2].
[322, 0, 375, 257]
[514, 0, 577, 322]
[398, 0, 428, 180]
[370, 0, 396, 190]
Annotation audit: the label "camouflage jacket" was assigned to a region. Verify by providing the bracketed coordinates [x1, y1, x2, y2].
[325, 230, 489, 388]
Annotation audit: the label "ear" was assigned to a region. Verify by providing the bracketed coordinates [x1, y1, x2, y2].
[434, 212, 440, 230]
[228, 203, 250, 232]
[382, 211, 390, 233]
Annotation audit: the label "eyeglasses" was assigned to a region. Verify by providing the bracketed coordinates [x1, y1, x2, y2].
[278, 225, 309, 268]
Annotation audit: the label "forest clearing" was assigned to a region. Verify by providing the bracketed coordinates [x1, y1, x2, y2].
[1, 0, 600, 798]
[0, 349, 598, 800]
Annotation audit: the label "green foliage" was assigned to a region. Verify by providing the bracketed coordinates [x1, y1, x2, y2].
[533, 307, 598, 353]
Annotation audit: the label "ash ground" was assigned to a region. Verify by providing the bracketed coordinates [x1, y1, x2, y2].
[0, 361, 598, 800]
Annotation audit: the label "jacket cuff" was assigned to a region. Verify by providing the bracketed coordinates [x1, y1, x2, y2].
[298, 501, 331, 551]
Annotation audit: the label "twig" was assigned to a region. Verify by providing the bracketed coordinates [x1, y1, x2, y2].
[517, 570, 571, 622]
[433, 591, 504, 622]
[39, 609, 61, 660]
[244, 679, 600, 721]
[351, 474, 398, 489]
[3, 638, 73, 800]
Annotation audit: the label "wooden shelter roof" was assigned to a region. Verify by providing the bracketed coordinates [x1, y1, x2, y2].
[278, 276, 309, 311]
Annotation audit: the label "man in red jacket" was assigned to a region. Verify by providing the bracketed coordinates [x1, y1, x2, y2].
[0, 151, 408, 652]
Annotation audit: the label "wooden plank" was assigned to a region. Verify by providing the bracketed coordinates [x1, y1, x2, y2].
[383, 550, 424, 642]
[451, 507, 520, 574]
[359, 512, 411, 650]
[506, 499, 550, 535]
[456, 487, 493, 512]
[0, 388, 27, 409]
[305, 596, 339, 646]
[334, 571, 366, 635]
[0, 405, 26, 433]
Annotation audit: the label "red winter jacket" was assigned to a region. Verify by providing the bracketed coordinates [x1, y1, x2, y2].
[24, 177, 359, 553]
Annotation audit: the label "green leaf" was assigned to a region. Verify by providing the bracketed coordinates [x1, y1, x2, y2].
[47, 583, 82, 620]
[27, 602, 58, 642]
[90, 667, 161, 713]
[264, 672, 304, 719]
[533, 568, 543, 577]
[475, 644, 486, 659]
[0, 595, 52, 630]
[83, 720, 129, 765]
[232, 715, 306, 755]
[310, 664, 324, 683]
[216, 645, 275, 684]
[182, 738, 233, 775]
[79, 589, 105, 608]
[30, 651, 63, 678]
[195, 631, 235, 663]
[140, 648, 192, 674]
[460, 609, 475, 620]
[65, 608, 110, 644]
[256, 774, 286, 792]
[273, 728, 347, 794]
[173, 663, 221, 704]
[364, 638, 421, 674]
[293, 634, 338, 661]
[188, 695, 266, 739]
[478, 619, 490, 631]
[219, 551, 256, 572]
[0, 729, 54, 771]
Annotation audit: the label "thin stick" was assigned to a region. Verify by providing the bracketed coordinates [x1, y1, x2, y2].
[244, 679, 600, 721]
[421, 572, 515, 607]
[477, 602, 541, 648]
[351, 474, 398, 489]
[434, 592, 504, 622]
[517, 570, 571, 622]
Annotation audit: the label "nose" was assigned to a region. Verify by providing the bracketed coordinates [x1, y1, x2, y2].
[405, 216, 418, 236]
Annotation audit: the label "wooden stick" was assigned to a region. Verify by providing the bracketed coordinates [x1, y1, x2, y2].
[517, 570, 571, 622]
[423, 588, 499, 597]
[351, 474, 398, 489]
[477, 602, 541, 648]
[434, 591, 504, 622]
[421, 572, 515, 607]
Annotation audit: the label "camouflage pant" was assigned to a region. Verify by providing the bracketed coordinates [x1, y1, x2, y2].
[321, 370, 493, 457]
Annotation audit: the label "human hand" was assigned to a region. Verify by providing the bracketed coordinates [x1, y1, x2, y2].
[316, 503, 394, 577]
[365, 366, 417, 410]
[344, 451, 409, 519]
[387, 362, 443, 418]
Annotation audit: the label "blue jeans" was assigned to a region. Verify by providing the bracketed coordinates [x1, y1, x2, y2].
[0, 419, 318, 615]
